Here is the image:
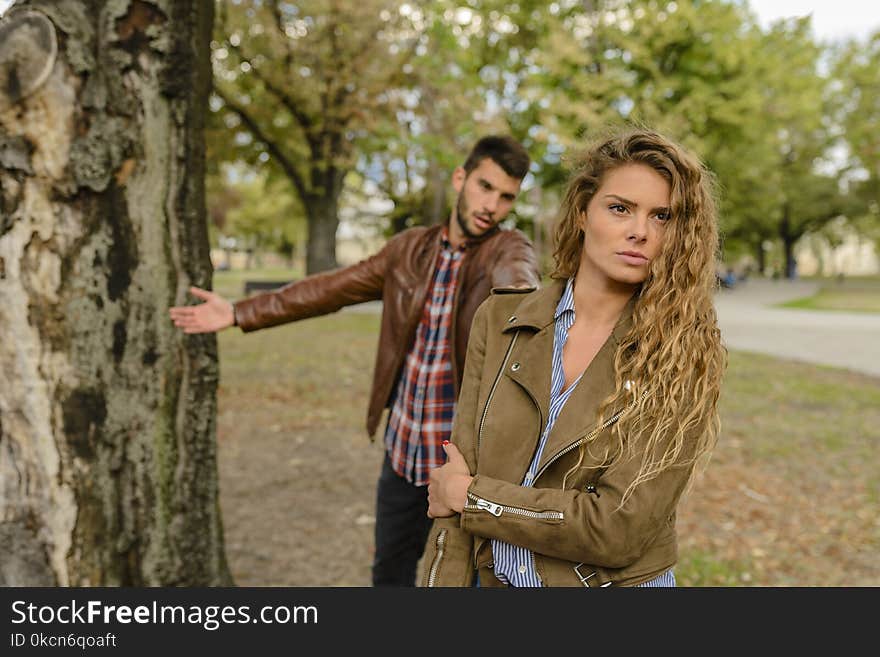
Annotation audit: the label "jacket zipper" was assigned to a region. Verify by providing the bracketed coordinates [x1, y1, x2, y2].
[464, 492, 564, 521]
[532, 390, 648, 482]
[477, 332, 519, 452]
[426, 528, 447, 587]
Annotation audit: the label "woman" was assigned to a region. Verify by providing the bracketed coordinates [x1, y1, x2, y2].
[422, 128, 725, 587]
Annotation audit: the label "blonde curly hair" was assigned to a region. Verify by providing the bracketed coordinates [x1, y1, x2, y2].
[555, 128, 727, 507]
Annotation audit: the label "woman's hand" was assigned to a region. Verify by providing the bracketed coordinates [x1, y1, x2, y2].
[427, 442, 473, 518]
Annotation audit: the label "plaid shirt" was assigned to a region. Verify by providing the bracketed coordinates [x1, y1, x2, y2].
[384, 229, 464, 486]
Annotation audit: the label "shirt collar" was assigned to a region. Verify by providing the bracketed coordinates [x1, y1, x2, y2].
[440, 226, 469, 253]
[554, 278, 576, 321]
[440, 223, 488, 251]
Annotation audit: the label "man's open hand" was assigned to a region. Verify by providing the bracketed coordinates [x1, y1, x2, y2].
[169, 286, 235, 334]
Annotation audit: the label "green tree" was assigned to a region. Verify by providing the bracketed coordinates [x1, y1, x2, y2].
[836, 30, 880, 250]
[753, 18, 847, 277]
[224, 167, 305, 268]
[211, 0, 422, 273]
[359, 1, 551, 236]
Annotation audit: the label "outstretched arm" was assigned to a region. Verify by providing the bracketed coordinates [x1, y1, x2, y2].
[231, 232, 401, 332]
[170, 230, 404, 335]
[169, 286, 235, 334]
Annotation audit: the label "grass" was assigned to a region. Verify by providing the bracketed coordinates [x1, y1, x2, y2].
[778, 276, 880, 313]
[676, 350, 880, 586]
[214, 305, 880, 586]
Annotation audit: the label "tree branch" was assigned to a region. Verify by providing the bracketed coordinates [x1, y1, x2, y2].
[213, 84, 311, 203]
[227, 41, 318, 153]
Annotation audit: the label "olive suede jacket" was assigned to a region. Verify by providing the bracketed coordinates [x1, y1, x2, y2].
[422, 280, 700, 587]
[232, 224, 539, 438]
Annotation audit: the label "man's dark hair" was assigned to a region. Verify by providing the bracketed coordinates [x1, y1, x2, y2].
[462, 135, 530, 180]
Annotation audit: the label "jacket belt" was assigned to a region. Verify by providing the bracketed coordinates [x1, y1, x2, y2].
[573, 563, 614, 587]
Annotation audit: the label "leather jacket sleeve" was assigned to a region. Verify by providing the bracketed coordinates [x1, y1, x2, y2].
[421, 301, 494, 586]
[460, 428, 700, 569]
[489, 230, 540, 290]
[232, 233, 399, 332]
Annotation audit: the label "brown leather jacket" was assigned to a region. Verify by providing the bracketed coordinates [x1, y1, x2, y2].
[423, 281, 701, 587]
[232, 224, 540, 438]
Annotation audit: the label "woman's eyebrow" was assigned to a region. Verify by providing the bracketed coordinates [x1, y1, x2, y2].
[603, 194, 636, 206]
[603, 194, 669, 213]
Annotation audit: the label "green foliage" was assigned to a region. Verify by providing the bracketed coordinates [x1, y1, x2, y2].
[206, 162, 305, 264]
[206, 0, 878, 274]
[226, 167, 305, 255]
[211, 0, 428, 271]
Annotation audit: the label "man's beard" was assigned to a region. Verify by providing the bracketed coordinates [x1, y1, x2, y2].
[454, 193, 482, 239]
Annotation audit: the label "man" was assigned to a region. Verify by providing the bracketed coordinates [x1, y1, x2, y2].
[169, 135, 540, 586]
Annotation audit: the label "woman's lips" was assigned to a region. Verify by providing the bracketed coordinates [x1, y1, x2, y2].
[616, 252, 648, 265]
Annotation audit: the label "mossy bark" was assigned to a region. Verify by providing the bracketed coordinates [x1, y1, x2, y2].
[0, 0, 230, 585]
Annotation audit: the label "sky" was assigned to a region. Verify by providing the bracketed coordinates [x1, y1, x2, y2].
[748, 0, 880, 42]
[0, 1, 877, 41]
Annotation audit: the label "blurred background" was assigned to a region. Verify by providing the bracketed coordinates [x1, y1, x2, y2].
[200, 0, 880, 283]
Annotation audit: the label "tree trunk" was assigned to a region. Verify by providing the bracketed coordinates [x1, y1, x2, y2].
[780, 204, 798, 279]
[304, 195, 339, 274]
[783, 237, 798, 279]
[0, 0, 230, 585]
[427, 159, 447, 226]
[755, 240, 766, 276]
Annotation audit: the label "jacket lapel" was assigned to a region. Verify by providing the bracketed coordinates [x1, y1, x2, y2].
[501, 280, 565, 446]
[534, 331, 618, 474]
[534, 293, 637, 475]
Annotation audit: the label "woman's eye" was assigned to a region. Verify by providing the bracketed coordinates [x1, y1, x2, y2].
[609, 204, 627, 213]
[655, 212, 670, 221]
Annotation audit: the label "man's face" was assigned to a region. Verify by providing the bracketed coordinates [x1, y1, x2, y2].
[450, 158, 523, 243]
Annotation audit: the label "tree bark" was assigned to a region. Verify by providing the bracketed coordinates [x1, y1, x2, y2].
[782, 236, 798, 279]
[304, 194, 339, 274]
[0, 0, 230, 585]
[754, 240, 766, 277]
[780, 204, 798, 279]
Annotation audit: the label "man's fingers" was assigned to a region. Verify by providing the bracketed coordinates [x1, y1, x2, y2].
[189, 286, 213, 301]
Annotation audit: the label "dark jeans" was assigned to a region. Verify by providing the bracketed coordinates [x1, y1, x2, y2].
[372, 452, 433, 586]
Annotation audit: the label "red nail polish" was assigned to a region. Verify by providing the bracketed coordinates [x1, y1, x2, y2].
[442, 440, 450, 446]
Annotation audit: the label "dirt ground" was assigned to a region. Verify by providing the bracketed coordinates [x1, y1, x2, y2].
[215, 313, 880, 587]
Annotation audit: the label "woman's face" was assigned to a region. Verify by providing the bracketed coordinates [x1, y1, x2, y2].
[578, 163, 671, 289]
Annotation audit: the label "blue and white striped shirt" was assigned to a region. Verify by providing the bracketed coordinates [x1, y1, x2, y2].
[491, 278, 675, 587]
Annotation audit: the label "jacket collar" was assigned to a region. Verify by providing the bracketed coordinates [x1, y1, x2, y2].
[503, 279, 565, 333]
[504, 278, 638, 345]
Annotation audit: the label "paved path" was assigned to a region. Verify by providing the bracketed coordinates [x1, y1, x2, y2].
[714, 279, 880, 378]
